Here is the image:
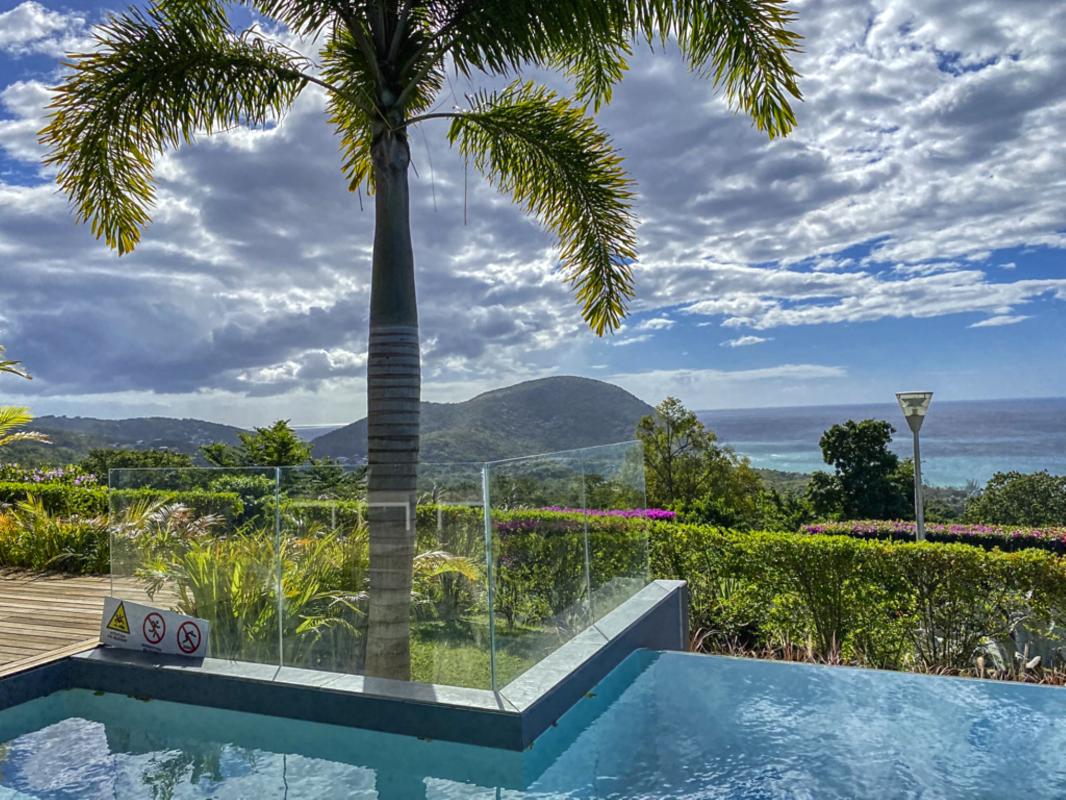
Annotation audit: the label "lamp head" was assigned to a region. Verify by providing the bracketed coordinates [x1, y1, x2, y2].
[896, 391, 933, 433]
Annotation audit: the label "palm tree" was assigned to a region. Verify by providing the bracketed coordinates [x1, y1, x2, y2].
[40, 0, 801, 680]
[0, 346, 50, 449]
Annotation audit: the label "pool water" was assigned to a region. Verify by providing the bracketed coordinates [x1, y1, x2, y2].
[1, 651, 1065, 798]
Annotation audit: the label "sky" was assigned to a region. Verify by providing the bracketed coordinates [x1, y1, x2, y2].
[0, 0, 1064, 427]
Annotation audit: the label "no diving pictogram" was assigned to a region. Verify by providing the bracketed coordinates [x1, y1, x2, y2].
[177, 620, 202, 654]
[142, 612, 166, 644]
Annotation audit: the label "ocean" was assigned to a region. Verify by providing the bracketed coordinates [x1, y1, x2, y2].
[295, 397, 1066, 489]
[699, 397, 1066, 488]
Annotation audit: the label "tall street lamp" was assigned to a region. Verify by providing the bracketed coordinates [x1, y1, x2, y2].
[896, 391, 933, 541]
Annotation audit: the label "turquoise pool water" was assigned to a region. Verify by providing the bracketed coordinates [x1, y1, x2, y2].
[1, 651, 1065, 798]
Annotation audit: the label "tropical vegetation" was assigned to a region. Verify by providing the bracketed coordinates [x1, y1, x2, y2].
[807, 419, 914, 520]
[201, 420, 313, 468]
[964, 470, 1066, 526]
[658, 524, 1066, 681]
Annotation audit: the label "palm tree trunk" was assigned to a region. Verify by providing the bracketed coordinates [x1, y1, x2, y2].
[365, 130, 419, 680]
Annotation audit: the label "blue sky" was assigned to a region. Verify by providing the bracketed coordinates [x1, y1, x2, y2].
[1, 0, 1064, 425]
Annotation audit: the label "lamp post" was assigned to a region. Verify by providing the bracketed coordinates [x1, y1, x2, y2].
[896, 391, 933, 541]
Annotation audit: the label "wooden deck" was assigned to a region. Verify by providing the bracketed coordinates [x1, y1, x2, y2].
[0, 570, 112, 677]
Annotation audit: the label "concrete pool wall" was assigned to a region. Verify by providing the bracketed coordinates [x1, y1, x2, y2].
[0, 579, 687, 750]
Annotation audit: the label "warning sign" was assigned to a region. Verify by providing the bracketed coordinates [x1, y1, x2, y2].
[176, 620, 202, 654]
[142, 612, 165, 644]
[106, 602, 130, 634]
[100, 597, 209, 658]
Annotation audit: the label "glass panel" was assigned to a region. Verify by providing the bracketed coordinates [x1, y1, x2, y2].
[580, 441, 651, 621]
[487, 451, 593, 687]
[106, 440, 647, 691]
[276, 463, 492, 688]
[411, 462, 490, 688]
[108, 467, 281, 665]
[276, 464, 368, 674]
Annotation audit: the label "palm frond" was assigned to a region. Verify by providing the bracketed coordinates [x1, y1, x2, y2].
[0, 407, 50, 448]
[552, 34, 632, 112]
[237, 0, 338, 37]
[0, 345, 31, 380]
[40, 0, 313, 254]
[413, 549, 482, 581]
[418, 0, 801, 137]
[667, 0, 803, 138]
[447, 82, 637, 335]
[323, 18, 444, 194]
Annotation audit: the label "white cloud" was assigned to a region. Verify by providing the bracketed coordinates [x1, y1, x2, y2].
[969, 314, 1030, 328]
[610, 334, 653, 347]
[677, 264, 1066, 330]
[637, 316, 675, 331]
[0, 80, 52, 163]
[0, 2, 89, 57]
[722, 335, 771, 347]
[609, 364, 848, 408]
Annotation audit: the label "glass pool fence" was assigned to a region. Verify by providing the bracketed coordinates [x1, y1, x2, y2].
[108, 441, 650, 692]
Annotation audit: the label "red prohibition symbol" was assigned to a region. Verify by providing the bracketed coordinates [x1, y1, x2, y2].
[177, 620, 202, 654]
[142, 612, 166, 645]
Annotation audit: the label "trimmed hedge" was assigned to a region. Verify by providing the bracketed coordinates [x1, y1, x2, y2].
[0, 482, 245, 522]
[803, 519, 1066, 554]
[652, 525, 1066, 670]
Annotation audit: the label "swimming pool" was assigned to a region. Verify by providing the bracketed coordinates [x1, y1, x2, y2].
[1, 651, 1064, 798]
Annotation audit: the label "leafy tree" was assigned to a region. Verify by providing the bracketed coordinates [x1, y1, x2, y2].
[80, 448, 194, 476]
[964, 471, 1066, 526]
[757, 486, 815, 531]
[42, 0, 801, 679]
[637, 397, 764, 528]
[807, 419, 912, 520]
[202, 420, 312, 467]
[0, 346, 49, 451]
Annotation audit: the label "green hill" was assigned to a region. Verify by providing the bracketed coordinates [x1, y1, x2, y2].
[3, 377, 652, 467]
[312, 376, 654, 463]
[4, 415, 246, 466]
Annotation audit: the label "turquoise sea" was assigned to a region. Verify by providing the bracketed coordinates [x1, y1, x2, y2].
[699, 397, 1066, 488]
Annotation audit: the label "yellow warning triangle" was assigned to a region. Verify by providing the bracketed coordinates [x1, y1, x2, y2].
[106, 602, 130, 634]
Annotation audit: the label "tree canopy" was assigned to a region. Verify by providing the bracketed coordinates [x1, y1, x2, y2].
[637, 397, 764, 528]
[807, 419, 912, 520]
[964, 471, 1066, 526]
[201, 420, 313, 467]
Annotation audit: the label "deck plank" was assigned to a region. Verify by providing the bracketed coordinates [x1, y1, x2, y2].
[0, 571, 157, 677]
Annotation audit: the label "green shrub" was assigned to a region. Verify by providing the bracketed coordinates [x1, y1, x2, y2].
[883, 542, 1024, 669]
[0, 481, 108, 516]
[0, 481, 244, 521]
[650, 526, 1066, 673]
[0, 499, 108, 573]
[648, 522, 767, 649]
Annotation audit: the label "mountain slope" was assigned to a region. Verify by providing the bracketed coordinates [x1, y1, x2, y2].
[4, 416, 246, 465]
[312, 376, 653, 462]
